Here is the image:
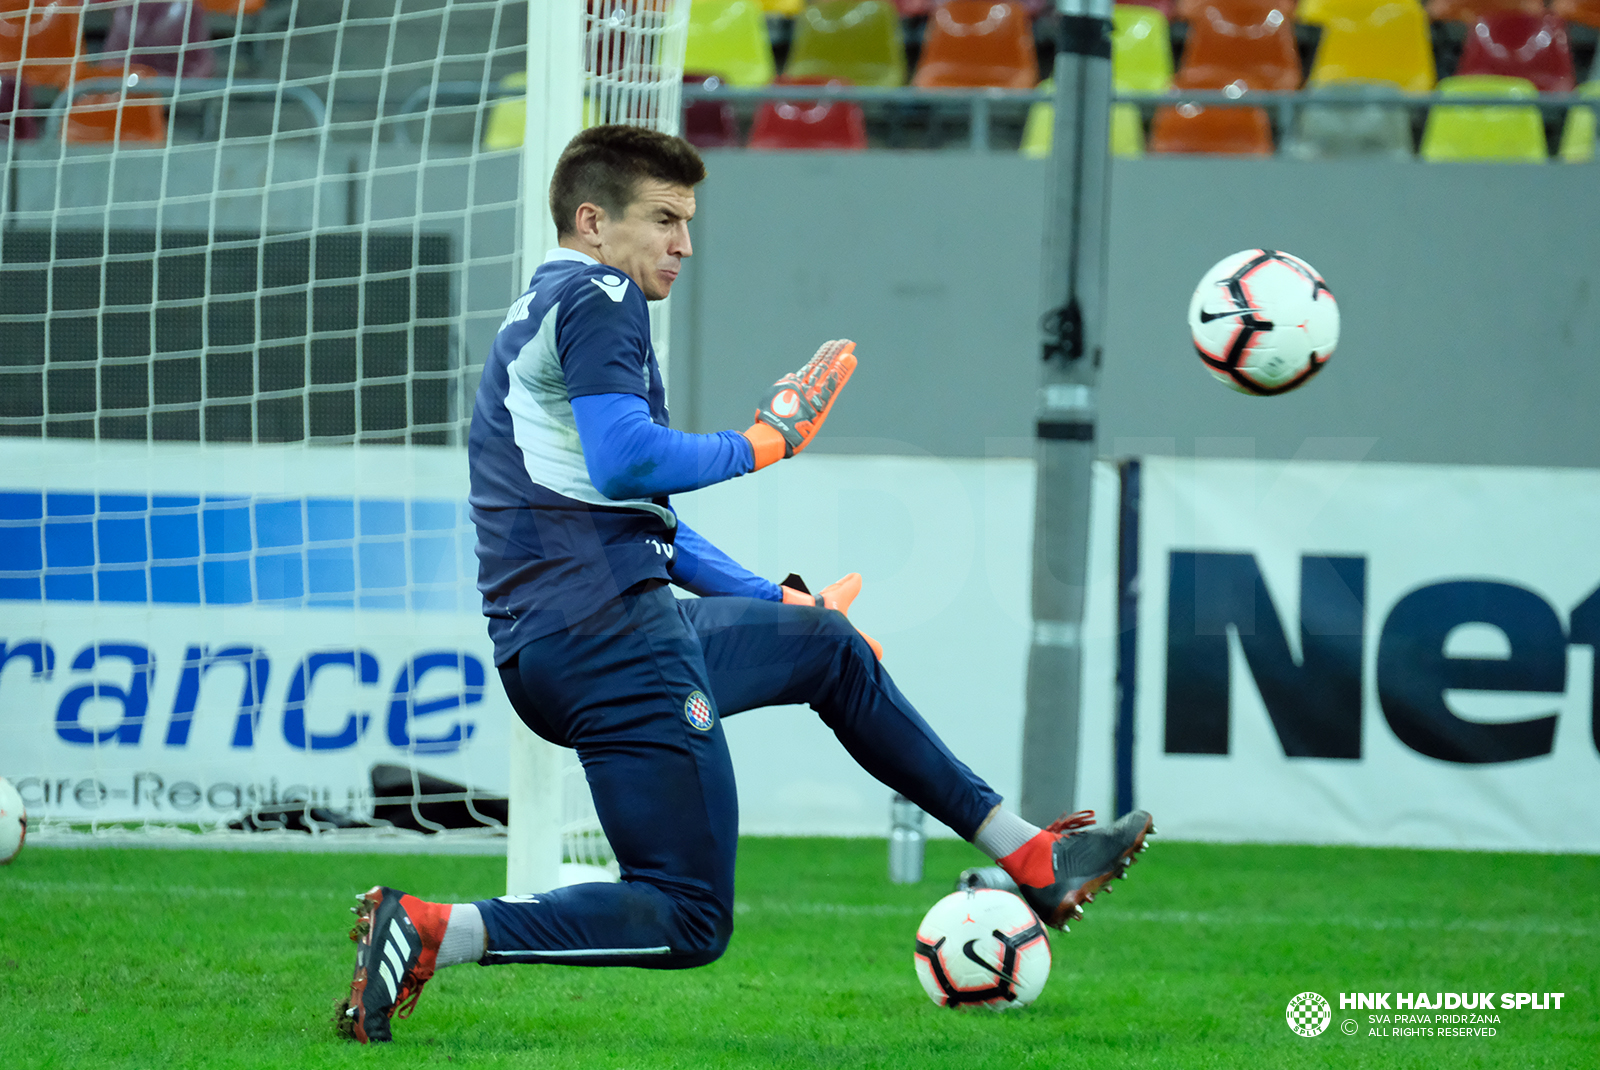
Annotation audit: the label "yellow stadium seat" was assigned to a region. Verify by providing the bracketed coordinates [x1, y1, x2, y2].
[1110, 102, 1145, 156]
[760, 0, 804, 15]
[1295, 0, 1336, 22]
[1420, 75, 1547, 162]
[685, 0, 776, 87]
[1022, 96, 1146, 158]
[1558, 80, 1600, 162]
[1114, 4, 1173, 93]
[483, 71, 526, 150]
[783, 0, 906, 87]
[1023, 8, 1169, 158]
[1308, 0, 1435, 92]
[1021, 80, 1052, 157]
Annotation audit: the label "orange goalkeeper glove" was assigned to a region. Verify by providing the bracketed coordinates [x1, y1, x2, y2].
[743, 340, 857, 471]
[779, 572, 885, 660]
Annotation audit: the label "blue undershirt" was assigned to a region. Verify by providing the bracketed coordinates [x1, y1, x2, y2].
[570, 392, 782, 602]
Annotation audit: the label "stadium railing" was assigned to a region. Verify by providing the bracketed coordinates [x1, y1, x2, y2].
[680, 82, 1600, 152]
[38, 76, 327, 141]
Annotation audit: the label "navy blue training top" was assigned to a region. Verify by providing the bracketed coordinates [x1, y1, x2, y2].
[468, 249, 775, 663]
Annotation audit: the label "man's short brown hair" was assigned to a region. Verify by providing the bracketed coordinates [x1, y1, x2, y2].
[549, 126, 706, 237]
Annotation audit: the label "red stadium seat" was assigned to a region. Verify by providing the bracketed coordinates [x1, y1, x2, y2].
[103, 0, 214, 80]
[747, 76, 868, 149]
[0, 73, 36, 138]
[1175, 0, 1301, 91]
[681, 73, 741, 148]
[1424, 0, 1543, 24]
[0, 0, 85, 89]
[912, 0, 1039, 89]
[1455, 13, 1577, 94]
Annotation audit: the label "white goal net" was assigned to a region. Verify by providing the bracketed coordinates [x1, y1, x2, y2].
[0, 0, 689, 882]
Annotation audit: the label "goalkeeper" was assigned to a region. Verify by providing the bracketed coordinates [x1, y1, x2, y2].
[338, 126, 1154, 1043]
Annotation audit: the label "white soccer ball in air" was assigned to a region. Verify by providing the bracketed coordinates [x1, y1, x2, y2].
[1188, 249, 1339, 395]
[913, 888, 1050, 1010]
[0, 777, 26, 865]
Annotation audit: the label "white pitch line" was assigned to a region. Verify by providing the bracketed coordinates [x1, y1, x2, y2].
[11, 884, 1596, 939]
[1081, 908, 1600, 939]
[4, 880, 488, 904]
[731, 900, 1598, 937]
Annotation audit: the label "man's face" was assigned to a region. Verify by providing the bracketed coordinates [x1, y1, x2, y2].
[591, 179, 695, 301]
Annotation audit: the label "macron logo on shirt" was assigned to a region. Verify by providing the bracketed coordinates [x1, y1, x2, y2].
[591, 274, 630, 303]
[499, 291, 536, 331]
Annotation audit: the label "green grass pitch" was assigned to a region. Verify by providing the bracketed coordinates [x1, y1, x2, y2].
[2, 838, 1595, 1069]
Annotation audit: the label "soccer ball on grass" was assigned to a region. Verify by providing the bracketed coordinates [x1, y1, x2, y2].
[0, 777, 26, 864]
[1188, 249, 1339, 396]
[913, 888, 1050, 1010]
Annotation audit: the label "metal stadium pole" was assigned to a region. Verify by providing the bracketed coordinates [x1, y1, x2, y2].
[1021, 0, 1114, 826]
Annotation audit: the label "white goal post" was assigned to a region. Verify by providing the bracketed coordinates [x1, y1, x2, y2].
[507, 0, 690, 894]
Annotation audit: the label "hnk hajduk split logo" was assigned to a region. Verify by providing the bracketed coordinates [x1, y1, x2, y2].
[1287, 992, 1333, 1037]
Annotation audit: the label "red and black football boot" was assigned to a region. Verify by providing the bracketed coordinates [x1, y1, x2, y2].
[1003, 810, 1155, 930]
[334, 886, 449, 1043]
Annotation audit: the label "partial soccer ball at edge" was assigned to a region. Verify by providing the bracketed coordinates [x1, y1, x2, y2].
[913, 888, 1050, 1010]
[0, 777, 26, 865]
[1188, 249, 1339, 396]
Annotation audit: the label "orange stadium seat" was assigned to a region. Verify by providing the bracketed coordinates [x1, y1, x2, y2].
[1174, 0, 1293, 20]
[1424, 0, 1542, 24]
[1175, 0, 1301, 91]
[783, 0, 907, 87]
[1455, 13, 1577, 94]
[747, 76, 869, 148]
[62, 63, 168, 144]
[1151, 0, 1294, 155]
[1149, 97, 1275, 152]
[196, 0, 266, 15]
[1552, 0, 1600, 30]
[912, 1, 1039, 89]
[0, 0, 85, 89]
[1307, 0, 1435, 92]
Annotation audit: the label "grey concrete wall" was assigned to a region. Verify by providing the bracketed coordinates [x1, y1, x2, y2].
[10, 145, 1598, 468]
[669, 153, 1600, 468]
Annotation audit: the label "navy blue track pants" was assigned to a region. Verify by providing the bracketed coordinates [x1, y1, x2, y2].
[475, 582, 1001, 969]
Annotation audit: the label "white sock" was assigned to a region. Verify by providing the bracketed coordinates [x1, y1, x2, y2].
[436, 903, 485, 968]
[973, 806, 1042, 862]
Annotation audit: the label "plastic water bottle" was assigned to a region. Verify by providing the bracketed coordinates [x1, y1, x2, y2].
[955, 866, 1018, 893]
[889, 794, 926, 884]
